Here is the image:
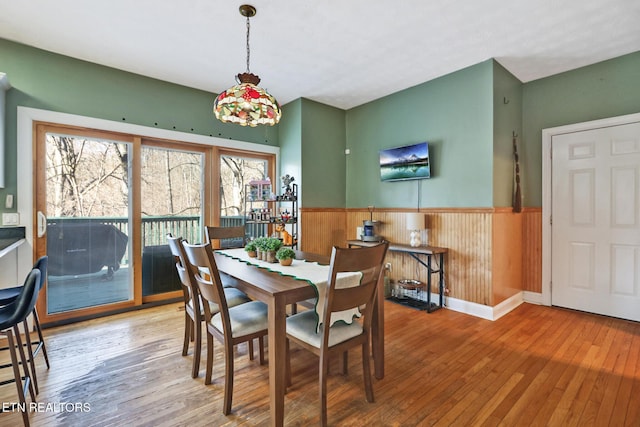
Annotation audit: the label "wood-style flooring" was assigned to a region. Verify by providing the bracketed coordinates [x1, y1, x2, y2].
[0, 301, 638, 426]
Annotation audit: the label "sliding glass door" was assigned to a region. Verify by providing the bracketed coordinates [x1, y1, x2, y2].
[219, 150, 274, 240]
[34, 123, 269, 324]
[140, 144, 204, 300]
[41, 130, 134, 316]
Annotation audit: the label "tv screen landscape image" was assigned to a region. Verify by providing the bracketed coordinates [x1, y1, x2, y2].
[379, 142, 430, 181]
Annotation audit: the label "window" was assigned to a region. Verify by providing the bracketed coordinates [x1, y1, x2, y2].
[219, 150, 275, 239]
[30, 117, 276, 324]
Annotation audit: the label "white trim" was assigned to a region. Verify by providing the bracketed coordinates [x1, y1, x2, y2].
[400, 290, 525, 320]
[523, 291, 543, 305]
[492, 293, 525, 320]
[541, 112, 640, 308]
[17, 106, 280, 278]
[0, 73, 9, 188]
[0, 73, 10, 90]
[442, 292, 524, 321]
[18, 107, 280, 153]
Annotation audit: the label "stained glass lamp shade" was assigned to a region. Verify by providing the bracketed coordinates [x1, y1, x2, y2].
[213, 5, 281, 127]
[214, 72, 281, 127]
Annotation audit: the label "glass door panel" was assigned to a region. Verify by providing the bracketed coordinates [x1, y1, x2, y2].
[219, 154, 270, 241]
[140, 146, 203, 297]
[45, 134, 133, 314]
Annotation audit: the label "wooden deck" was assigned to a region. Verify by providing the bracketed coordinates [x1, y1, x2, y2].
[46, 267, 131, 313]
[0, 301, 638, 426]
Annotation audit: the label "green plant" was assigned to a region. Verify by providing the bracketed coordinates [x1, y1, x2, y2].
[264, 237, 283, 252]
[244, 241, 257, 252]
[276, 247, 296, 261]
[253, 237, 268, 251]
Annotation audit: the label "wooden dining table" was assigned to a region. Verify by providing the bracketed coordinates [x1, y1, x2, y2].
[213, 249, 385, 427]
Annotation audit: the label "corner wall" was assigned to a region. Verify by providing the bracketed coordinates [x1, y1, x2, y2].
[345, 60, 495, 209]
[522, 50, 640, 206]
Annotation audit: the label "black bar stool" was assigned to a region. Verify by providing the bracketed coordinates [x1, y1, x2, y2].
[0, 268, 41, 427]
[0, 257, 50, 394]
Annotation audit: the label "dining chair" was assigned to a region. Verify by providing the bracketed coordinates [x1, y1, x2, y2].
[0, 256, 49, 394]
[182, 241, 268, 415]
[205, 225, 247, 288]
[205, 225, 246, 249]
[285, 242, 389, 426]
[167, 235, 251, 379]
[0, 268, 41, 427]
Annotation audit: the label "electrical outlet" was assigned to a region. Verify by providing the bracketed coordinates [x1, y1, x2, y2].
[2, 213, 19, 226]
[385, 262, 392, 272]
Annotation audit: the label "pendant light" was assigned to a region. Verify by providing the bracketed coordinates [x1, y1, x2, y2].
[213, 4, 281, 127]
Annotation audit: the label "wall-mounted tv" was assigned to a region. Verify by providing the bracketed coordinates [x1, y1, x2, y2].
[379, 142, 430, 181]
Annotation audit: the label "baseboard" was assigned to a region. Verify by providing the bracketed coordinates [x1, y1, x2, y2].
[394, 289, 526, 321]
[444, 292, 524, 321]
[523, 291, 544, 305]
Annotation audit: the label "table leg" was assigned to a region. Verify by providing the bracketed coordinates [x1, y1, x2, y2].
[426, 254, 433, 312]
[439, 253, 445, 308]
[372, 275, 385, 379]
[268, 296, 287, 427]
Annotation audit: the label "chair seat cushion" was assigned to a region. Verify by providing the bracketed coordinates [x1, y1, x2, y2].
[220, 288, 252, 310]
[219, 272, 240, 288]
[286, 310, 363, 348]
[188, 287, 250, 315]
[211, 301, 268, 338]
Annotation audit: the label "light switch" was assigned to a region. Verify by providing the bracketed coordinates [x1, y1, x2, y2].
[2, 213, 19, 226]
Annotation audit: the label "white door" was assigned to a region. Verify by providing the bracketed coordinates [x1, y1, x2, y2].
[551, 121, 640, 321]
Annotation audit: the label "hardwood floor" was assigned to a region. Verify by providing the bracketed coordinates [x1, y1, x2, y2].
[0, 301, 638, 426]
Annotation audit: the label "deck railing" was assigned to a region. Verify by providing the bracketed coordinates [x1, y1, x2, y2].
[47, 215, 251, 247]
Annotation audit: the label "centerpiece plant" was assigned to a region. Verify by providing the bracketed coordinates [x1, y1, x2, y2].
[244, 240, 258, 257]
[275, 247, 296, 266]
[263, 237, 283, 263]
[252, 237, 267, 259]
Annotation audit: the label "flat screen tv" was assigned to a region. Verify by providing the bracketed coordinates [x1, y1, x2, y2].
[379, 142, 430, 181]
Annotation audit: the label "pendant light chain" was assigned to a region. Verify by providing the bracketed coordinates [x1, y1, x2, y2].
[245, 14, 251, 74]
[213, 4, 281, 127]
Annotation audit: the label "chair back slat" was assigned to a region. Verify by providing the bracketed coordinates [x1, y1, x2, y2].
[330, 282, 375, 313]
[167, 235, 200, 315]
[323, 242, 388, 332]
[182, 242, 232, 331]
[205, 226, 246, 249]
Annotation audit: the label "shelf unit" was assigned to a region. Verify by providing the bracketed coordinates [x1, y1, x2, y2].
[347, 240, 447, 313]
[244, 182, 297, 248]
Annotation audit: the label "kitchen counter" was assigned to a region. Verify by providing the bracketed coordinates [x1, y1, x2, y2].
[0, 226, 26, 258]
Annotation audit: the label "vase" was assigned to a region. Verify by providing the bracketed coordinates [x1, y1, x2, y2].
[279, 258, 293, 266]
[266, 250, 277, 263]
[247, 250, 257, 258]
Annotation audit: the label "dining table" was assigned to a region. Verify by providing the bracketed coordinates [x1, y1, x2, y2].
[213, 248, 385, 427]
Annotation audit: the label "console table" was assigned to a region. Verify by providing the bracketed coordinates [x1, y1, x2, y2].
[346, 240, 447, 313]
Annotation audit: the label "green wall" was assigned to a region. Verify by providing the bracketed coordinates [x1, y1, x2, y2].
[0, 38, 277, 209]
[279, 99, 302, 194]
[522, 51, 640, 206]
[345, 60, 495, 209]
[279, 98, 346, 208]
[4, 37, 638, 213]
[300, 99, 346, 207]
[492, 62, 523, 207]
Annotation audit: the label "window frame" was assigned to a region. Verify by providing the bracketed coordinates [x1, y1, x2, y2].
[18, 107, 278, 325]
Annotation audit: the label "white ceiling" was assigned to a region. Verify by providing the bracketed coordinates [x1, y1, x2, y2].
[1, 0, 639, 110]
